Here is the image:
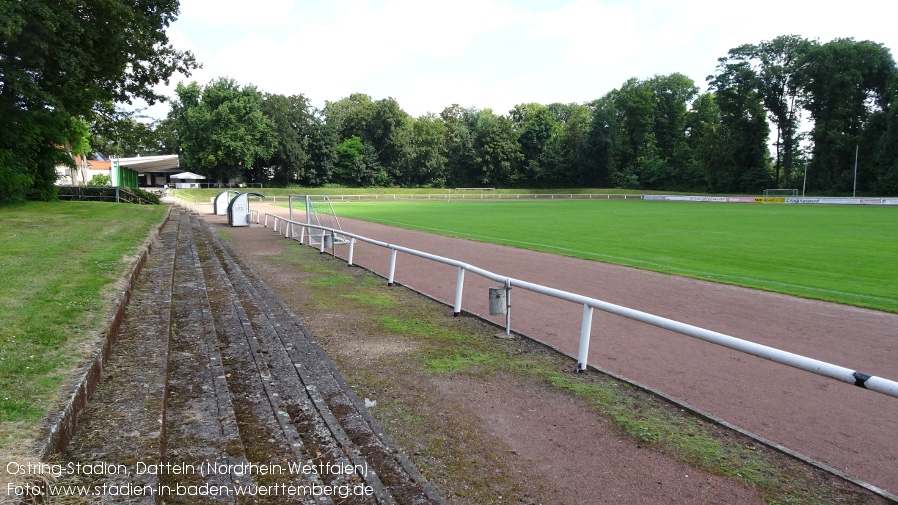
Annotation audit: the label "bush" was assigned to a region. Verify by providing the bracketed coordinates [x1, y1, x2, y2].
[129, 187, 161, 204]
[86, 174, 111, 186]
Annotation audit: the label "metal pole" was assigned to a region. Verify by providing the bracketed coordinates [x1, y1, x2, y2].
[853, 144, 859, 197]
[802, 163, 808, 197]
[388, 249, 397, 286]
[504, 278, 511, 336]
[454, 267, 465, 316]
[348, 238, 355, 266]
[577, 304, 594, 373]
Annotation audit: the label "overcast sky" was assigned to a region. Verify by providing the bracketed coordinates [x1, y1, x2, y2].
[146, 0, 898, 119]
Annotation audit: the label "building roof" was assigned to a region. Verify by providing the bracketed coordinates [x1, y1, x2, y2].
[72, 156, 112, 171]
[116, 155, 180, 173]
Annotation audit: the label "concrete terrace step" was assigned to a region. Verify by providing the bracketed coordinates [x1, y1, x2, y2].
[193, 214, 443, 505]
[57, 208, 443, 505]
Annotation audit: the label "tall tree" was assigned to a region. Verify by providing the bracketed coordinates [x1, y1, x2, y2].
[585, 96, 622, 188]
[554, 103, 592, 186]
[404, 114, 448, 187]
[721, 36, 813, 187]
[261, 93, 314, 185]
[440, 104, 478, 187]
[707, 61, 772, 192]
[510, 103, 560, 185]
[797, 38, 896, 193]
[0, 0, 197, 202]
[470, 109, 523, 186]
[170, 78, 276, 184]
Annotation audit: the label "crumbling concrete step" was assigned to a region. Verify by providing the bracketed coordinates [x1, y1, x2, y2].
[189, 216, 337, 505]
[195, 216, 444, 505]
[163, 210, 251, 503]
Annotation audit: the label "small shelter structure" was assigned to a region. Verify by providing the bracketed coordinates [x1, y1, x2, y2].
[170, 171, 206, 188]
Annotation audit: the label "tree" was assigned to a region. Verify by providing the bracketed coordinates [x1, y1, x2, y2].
[303, 116, 338, 186]
[90, 105, 168, 158]
[554, 103, 592, 186]
[0, 0, 197, 202]
[470, 109, 523, 186]
[707, 61, 772, 192]
[261, 93, 314, 185]
[404, 114, 448, 187]
[585, 96, 622, 188]
[510, 103, 559, 185]
[332, 136, 385, 187]
[797, 38, 896, 193]
[170, 78, 276, 184]
[440, 105, 478, 187]
[720, 36, 813, 188]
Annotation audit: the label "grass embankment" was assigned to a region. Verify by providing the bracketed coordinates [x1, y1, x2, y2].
[0, 201, 167, 450]
[330, 200, 898, 312]
[263, 239, 868, 504]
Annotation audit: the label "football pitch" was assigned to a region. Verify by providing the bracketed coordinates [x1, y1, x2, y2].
[330, 200, 898, 313]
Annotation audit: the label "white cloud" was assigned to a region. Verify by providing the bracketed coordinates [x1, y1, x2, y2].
[178, 0, 296, 26]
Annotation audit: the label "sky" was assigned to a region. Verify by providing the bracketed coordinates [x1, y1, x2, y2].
[143, 0, 898, 119]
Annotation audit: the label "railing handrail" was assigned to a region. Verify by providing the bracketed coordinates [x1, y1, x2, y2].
[263, 213, 898, 400]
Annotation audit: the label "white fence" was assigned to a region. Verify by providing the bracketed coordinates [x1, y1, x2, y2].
[262, 213, 898, 400]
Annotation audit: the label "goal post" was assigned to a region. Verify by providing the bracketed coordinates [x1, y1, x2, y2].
[287, 194, 348, 245]
[450, 187, 497, 200]
[763, 189, 798, 197]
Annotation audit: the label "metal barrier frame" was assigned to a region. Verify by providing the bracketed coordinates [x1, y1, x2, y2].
[263, 213, 898, 400]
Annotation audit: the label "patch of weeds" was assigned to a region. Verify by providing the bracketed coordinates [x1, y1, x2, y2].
[422, 349, 498, 373]
[341, 293, 396, 309]
[377, 316, 470, 342]
[305, 272, 352, 287]
[217, 229, 233, 243]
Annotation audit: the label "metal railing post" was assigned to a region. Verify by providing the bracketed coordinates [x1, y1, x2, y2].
[504, 278, 511, 336]
[388, 249, 398, 286]
[348, 238, 355, 266]
[454, 267, 465, 316]
[577, 304, 594, 373]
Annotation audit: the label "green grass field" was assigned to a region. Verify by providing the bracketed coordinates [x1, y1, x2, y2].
[329, 200, 898, 312]
[0, 201, 167, 449]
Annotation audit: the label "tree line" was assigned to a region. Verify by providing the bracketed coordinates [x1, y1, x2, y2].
[161, 35, 898, 195]
[4, 23, 898, 203]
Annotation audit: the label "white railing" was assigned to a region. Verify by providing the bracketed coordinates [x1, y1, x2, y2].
[263, 213, 898, 400]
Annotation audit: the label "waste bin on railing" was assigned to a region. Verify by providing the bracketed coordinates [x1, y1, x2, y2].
[489, 286, 507, 315]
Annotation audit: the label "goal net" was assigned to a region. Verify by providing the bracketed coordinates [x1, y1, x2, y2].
[287, 195, 348, 245]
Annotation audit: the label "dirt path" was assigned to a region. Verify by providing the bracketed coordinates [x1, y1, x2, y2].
[255, 201, 898, 498]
